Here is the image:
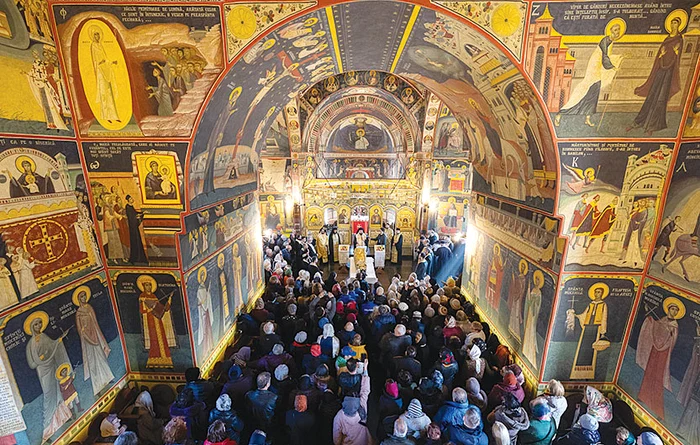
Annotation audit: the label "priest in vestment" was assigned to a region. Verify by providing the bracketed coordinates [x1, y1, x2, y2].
[328, 227, 340, 264]
[391, 227, 403, 264]
[316, 228, 329, 264]
[568, 285, 609, 380]
[138, 277, 176, 368]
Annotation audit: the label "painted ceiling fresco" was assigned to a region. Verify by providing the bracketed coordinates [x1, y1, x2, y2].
[2, 1, 700, 445]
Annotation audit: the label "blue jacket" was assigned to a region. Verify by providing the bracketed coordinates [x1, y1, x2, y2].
[434, 400, 471, 432]
[245, 389, 278, 428]
[446, 422, 488, 445]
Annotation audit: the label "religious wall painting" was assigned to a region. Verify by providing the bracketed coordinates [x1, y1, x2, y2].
[396, 9, 558, 213]
[54, 4, 223, 138]
[324, 206, 337, 225]
[466, 231, 556, 373]
[544, 275, 638, 383]
[527, 3, 700, 139]
[428, 196, 467, 236]
[179, 193, 257, 271]
[618, 279, 700, 443]
[431, 159, 471, 194]
[433, 1, 528, 60]
[324, 115, 398, 154]
[189, 10, 338, 209]
[82, 142, 187, 268]
[683, 74, 700, 137]
[648, 142, 700, 296]
[0, 140, 100, 308]
[369, 205, 383, 227]
[337, 204, 351, 227]
[224, 2, 317, 62]
[261, 110, 292, 158]
[0, 275, 126, 445]
[305, 206, 322, 230]
[259, 158, 293, 194]
[397, 207, 415, 231]
[432, 105, 469, 158]
[559, 142, 673, 273]
[471, 194, 561, 272]
[260, 194, 287, 232]
[0, 0, 72, 136]
[111, 271, 192, 373]
[318, 156, 405, 180]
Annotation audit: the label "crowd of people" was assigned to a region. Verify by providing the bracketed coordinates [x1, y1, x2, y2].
[99, 230, 664, 445]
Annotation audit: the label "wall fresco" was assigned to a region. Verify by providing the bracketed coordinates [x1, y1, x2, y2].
[82, 141, 186, 268]
[53, 4, 223, 138]
[0, 274, 126, 445]
[111, 270, 192, 373]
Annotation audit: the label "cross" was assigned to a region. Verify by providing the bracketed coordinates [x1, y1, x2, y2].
[568, 293, 578, 309]
[28, 223, 64, 261]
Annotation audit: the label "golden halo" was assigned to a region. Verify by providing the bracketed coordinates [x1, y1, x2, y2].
[267, 195, 275, 203]
[605, 17, 627, 38]
[14, 155, 36, 173]
[71, 285, 92, 306]
[55, 363, 71, 380]
[262, 39, 276, 50]
[304, 17, 318, 27]
[584, 167, 595, 178]
[448, 197, 456, 203]
[217, 253, 225, 267]
[146, 157, 160, 169]
[533, 270, 545, 289]
[663, 297, 686, 319]
[24, 311, 49, 335]
[136, 274, 157, 292]
[88, 25, 102, 39]
[665, 9, 688, 33]
[197, 266, 207, 284]
[229, 86, 242, 104]
[518, 259, 529, 275]
[232, 243, 240, 255]
[356, 129, 365, 137]
[587, 282, 610, 300]
[493, 244, 500, 254]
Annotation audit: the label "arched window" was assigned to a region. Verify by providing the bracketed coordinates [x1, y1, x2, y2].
[533, 46, 545, 88]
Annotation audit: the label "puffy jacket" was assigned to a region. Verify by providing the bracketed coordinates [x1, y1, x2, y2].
[208, 408, 244, 442]
[245, 389, 278, 429]
[446, 422, 488, 445]
[519, 418, 557, 445]
[332, 411, 375, 445]
[488, 406, 529, 445]
[285, 409, 316, 445]
[554, 426, 601, 445]
[434, 400, 471, 432]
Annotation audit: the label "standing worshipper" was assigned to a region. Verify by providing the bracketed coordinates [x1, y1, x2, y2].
[317, 227, 329, 265]
[286, 394, 316, 445]
[329, 227, 341, 265]
[392, 227, 404, 265]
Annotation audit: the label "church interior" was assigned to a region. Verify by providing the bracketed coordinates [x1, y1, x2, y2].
[1, 0, 700, 444]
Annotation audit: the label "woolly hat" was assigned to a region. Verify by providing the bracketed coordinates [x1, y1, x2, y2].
[347, 313, 357, 322]
[341, 346, 356, 357]
[450, 299, 461, 310]
[294, 331, 308, 344]
[343, 322, 354, 332]
[431, 369, 444, 387]
[532, 401, 550, 419]
[579, 414, 599, 432]
[216, 394, 231, 412]
[228, 365, 242, 380]
[385, 380, 399, 398]
[424, 306, 435, 318]
[318, 317, 330, 328]
[639, 432, 662, 445]
[398, 302, 409, 312]
[465, 377, 481, 395]
[503, 372, 517, 386]
[413, 311, 422, 319]
[431, 295, 441, 304]
[272, 344, 284, 355]
[274, 364, 289, 381]
[287, 304, 297, 315]
[310, 344, 321, 357]
[406, 398, 423, 419]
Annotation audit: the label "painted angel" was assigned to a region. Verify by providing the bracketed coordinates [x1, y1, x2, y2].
[563, 164, 598, 194]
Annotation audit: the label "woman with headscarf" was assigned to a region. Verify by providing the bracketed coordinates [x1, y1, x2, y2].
[487, 371, 524, 412]
[541, 379, 567, 429]
[443, 316, 465, 343]
[463, 344, 487, 381]
[487, 392, 530, 445]
[286, 394, 316, 445]
[208, 394, 243, 443]
[399, 398, 431, 439]
[169, 387, 206, 439]
[581, 386, 612, 424]
[129, 391, 163, 445]
[317, 322, 340, 358]
[97, 415, 126, 444]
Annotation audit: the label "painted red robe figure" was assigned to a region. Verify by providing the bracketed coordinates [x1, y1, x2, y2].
[585, 197, 618, 253]
[486, 244, 504, 312]
[635, 298, 683, 420]
[572, 195, 600, 250]
[139, 276, 175, 368]
[568, 194, 589, 233]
